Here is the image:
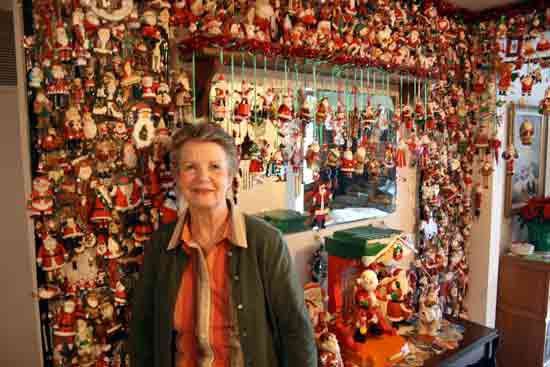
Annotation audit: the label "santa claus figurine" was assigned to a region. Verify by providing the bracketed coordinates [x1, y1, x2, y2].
[28, 176, 55, 216]
[502, 143, 519, 175]
[318, 332, 343, 367]
[113, 281, 127, 306]
[305, 143, 321, 171]
[353, 270, 394, 343]
[354, 146, 367, 177]
[540, 87, 550, 115]
[381, 269, 414, 324]
[90, 184, 113, 227]
[521, 73, 535, 96]
[37, 234, 68, 281]
[311, 179, 332, 229]
[53, 299, 78, 343]
[340, 149, 355, 178]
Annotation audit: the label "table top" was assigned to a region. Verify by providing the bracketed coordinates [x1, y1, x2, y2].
[422, 318, 499, 367]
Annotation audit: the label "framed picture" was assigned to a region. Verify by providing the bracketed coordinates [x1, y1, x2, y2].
[506, 37, 523, 57]
[505, 104, 548, 216]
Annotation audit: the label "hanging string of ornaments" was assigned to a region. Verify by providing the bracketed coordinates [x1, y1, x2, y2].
[25, 0, 550, 366]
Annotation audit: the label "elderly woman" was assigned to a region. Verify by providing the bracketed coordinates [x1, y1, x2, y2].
[130, 122, 317, 367]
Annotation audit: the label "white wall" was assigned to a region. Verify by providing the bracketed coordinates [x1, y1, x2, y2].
[282, 166, 418, 285]
[0, 3, 43, 367]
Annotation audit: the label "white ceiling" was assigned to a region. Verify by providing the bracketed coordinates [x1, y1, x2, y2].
[447, 0, 523, 12]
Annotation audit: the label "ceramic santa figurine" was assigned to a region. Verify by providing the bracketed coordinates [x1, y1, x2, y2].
[33, 91, 53, 130]
[540, 88, 550, 115]
[114, 281, 128, 306]
[305, 143, 321, 171]
[311, 179, 332, 229]
[37, 234, 68, 283]
[352, 146, 366, 177]
[340, 149, 355, 178]
[502, 143, 519, 175]
[318, 332, 343, 367]
[160, 191, 178, 224]
[520, 73, 535, 96]
[381, 269, 414, 324]
[28, 176, 55, 216]
[53, 299, 78, 343]
[353, 270, 394, 343]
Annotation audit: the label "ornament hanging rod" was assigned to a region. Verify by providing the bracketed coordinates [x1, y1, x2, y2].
[194, 47, 434, 85]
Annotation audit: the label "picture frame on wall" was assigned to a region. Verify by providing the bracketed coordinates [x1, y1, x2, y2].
[506, 37, 523, 57]
[505, 104, 548, 216]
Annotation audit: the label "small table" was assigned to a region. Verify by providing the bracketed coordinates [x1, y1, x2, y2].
[423, 318, 499, 367]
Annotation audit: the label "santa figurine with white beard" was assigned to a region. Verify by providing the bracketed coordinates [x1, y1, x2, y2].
[318, 331, 343, 367]
[311, 179, 332, 229]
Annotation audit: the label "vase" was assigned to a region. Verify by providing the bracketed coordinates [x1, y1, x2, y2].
[527, 221, 550, 253]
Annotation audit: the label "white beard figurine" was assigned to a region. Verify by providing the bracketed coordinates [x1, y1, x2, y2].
[318, 331, 343, 367]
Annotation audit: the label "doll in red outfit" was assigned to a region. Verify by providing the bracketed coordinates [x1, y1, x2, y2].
[353, 269, 394, 343]
[311, 179, 332, 229]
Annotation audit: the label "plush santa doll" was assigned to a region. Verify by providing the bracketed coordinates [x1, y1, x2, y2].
[311, 180, 332, 229]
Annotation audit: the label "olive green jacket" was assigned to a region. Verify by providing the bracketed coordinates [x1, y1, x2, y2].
[129, 209, 317, 367]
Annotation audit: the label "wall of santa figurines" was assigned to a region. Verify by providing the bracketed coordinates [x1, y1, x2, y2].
[21, 0, 519, 365]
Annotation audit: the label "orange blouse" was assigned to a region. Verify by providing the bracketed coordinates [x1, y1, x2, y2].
[173, 218, 243, 367]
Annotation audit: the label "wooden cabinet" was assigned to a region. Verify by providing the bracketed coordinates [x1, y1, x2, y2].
[497, 255, 550, 367]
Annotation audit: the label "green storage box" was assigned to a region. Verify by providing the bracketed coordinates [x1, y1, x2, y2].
[257, 209, 309, 234]
[326, 225, 402, 259]
[527, 221, 550, 253]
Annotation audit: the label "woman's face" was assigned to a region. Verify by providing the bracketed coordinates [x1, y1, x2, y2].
[177, 141, 233, 211]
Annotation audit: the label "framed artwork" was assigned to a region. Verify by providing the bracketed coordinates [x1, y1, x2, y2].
[505, 104, 548, 216]
[506, 37, 523, 57]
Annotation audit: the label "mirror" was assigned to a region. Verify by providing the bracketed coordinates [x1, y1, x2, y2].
[204, 60, 398, 231]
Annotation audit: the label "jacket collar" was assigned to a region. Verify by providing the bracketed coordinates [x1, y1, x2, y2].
[166, 200, 248, 251]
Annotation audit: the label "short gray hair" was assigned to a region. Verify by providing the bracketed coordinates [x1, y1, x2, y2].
[170, 122, 238, 176]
